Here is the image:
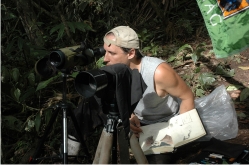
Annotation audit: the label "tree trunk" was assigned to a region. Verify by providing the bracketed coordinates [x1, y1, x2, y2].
[16, 0, 45, 46]
[146, 0, 167, 25]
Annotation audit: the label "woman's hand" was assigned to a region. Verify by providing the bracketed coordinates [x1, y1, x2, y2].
[130, 113, 143, 137]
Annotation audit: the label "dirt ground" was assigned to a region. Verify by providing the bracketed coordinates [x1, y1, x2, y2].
[224, 48, 249, 147]
[173, 48, 249, 164]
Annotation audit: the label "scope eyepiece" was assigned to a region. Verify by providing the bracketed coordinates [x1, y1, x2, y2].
[93, 47, 106, 56]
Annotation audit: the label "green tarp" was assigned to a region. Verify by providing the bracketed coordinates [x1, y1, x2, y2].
[196, 0, 249, 58]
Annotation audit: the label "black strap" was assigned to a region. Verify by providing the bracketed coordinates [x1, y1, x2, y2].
[131, 69, 147, 106]
[203, 138, 246, 158]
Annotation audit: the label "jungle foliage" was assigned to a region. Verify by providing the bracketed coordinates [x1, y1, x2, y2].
[1, 0, 215, 163]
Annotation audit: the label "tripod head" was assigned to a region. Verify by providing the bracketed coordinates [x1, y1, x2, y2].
[102, 94, 121, 133]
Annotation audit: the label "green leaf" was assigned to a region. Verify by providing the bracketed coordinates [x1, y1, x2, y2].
[178, 44, 193, 53]
[36, 74, 60, 91]
[142, 28, 148, 34]
[194, 67, 201, 73]
[199, 73, 215, 84]
[74, 22, 93, 32]
[215, 65, 235, 77]
[56, 26, 65, 41]
[45, 109, 52, 125]
[192, 47, 205, 64]
[19, 87, 35, 103]
[2, 11, 17, 20]
[151, 45, 159, 55]
[67, 22, 76, 33]
[96, 56, 105, 68]
[240, 87, 249, 101]
[74, 22, 86, 32]
[196, 88, 204, 97]
[30, 49, 50, 57]
[191, 53, 198, 64]
[12, 68, 20, 82]
[71, 71, 79, 78]
[195, 47, 205, 56]
[17, 37, 24, 50]
[35, 113, 41, 132]
[142, 46, 151, 52]
[79, 2, 88, 12]
[198, 73, 216, 89]
[229, 69, 235, 77]
[167, 55, 176, 62]
[2, 116, 23, 132]
[1, 66, 10, 83]
[50, 24, 63, 35]
[28, 72, 35, 86]
[14, 88, 21, 102]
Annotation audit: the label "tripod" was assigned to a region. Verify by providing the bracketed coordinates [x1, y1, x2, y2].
[93, 98, 148, 164]
[29, 71, 91, 164]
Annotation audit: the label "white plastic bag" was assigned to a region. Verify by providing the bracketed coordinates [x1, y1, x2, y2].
[195, 85, 238, 141]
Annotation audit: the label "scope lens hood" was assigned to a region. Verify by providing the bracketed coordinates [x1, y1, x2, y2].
[75, 69, 108, 98]
[49, 50, 65, 68]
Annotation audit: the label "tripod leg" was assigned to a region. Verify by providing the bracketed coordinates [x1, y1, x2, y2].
[130, 133, 148, 164]
[117, 126, 130, 164]
[98, 129, 113, 164]
[62, 108, 68, 164]
[29, 107, 60, 163]
[93, 129, 105, 164]
[68, 107, 91, 158]
[112, 127, 117, 163]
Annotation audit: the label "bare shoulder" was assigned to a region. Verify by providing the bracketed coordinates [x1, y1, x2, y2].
[154, 62, 194, 109]
[154, 62, 178, 85]
[154, 62, 191, 96]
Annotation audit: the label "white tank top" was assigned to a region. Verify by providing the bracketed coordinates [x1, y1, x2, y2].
[134, 56, 180, 124]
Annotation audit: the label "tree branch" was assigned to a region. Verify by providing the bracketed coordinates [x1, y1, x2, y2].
[55, 1, 76, 45]
[31, 1, 59, 20]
